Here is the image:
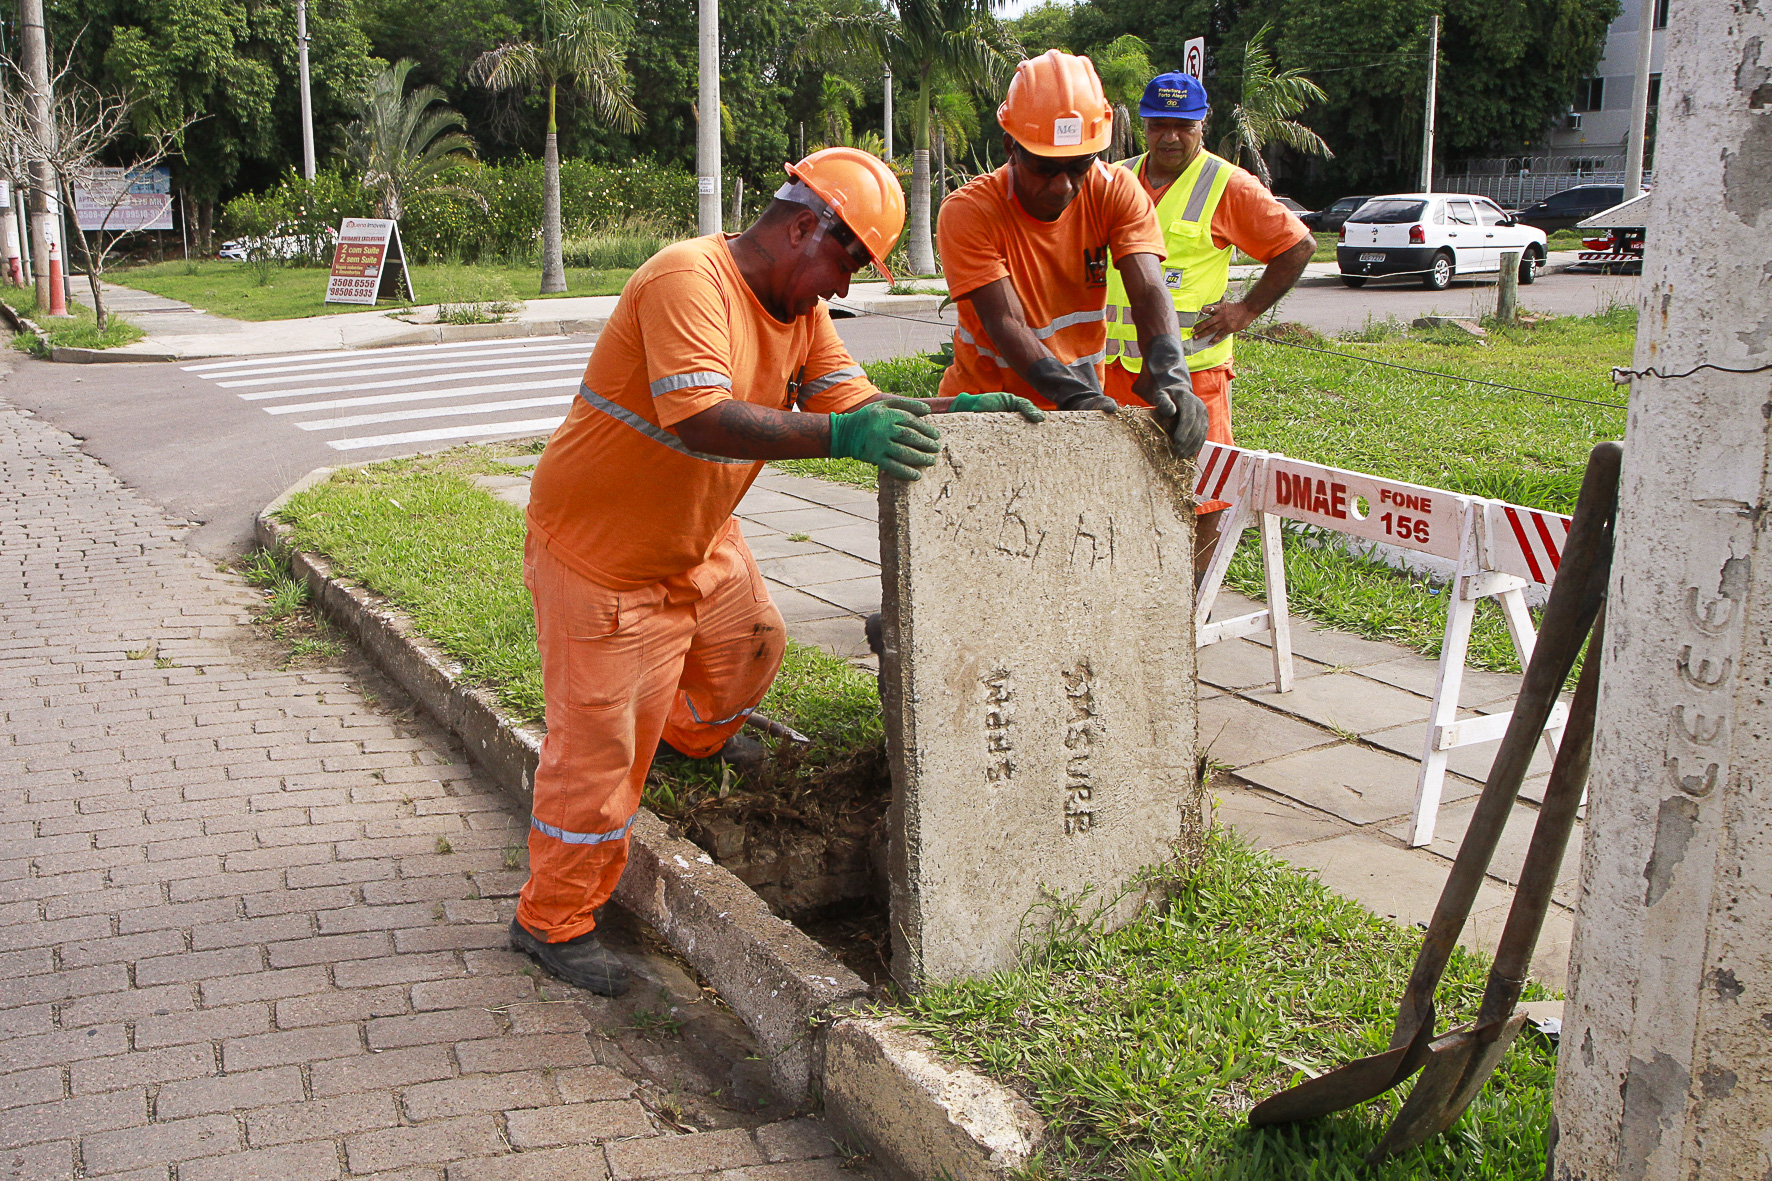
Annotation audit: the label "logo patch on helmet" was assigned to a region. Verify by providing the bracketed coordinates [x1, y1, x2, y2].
[1052, 116, 1083, 146]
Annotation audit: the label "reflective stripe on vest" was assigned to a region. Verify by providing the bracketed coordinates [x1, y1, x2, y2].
[1104, 150, 1236, 374]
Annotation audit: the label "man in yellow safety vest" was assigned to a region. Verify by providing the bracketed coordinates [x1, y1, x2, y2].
[1103, 71, 1315, 572]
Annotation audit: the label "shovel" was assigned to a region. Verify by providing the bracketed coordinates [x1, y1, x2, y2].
[1247, 441, 1620, 1128]
[1369, 604, 1605, 1160]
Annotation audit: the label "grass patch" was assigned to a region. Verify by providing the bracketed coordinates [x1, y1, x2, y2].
[901, 829, 1556, 1179]
[107, 259, 634, 322]
[1545, 229, 1584, 251]
[766, 354, 944, 489]
[4, 282, 145, 353]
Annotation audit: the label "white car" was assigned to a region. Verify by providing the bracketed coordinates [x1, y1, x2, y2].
[1336, 193, 1548, 290]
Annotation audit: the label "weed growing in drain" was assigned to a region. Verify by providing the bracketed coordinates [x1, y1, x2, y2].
[898, 830, 1557, 1179]
[630, 1007, 686, 1038]
[234, 548, 344, 667]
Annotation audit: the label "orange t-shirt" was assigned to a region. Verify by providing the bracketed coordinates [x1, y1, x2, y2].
[527, 234, 876, 590]
[936, 163, 1165, 401]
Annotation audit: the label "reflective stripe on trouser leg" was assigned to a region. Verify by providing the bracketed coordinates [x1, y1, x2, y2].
[517, 532, 694, 943]
[661, 528, 787, 759]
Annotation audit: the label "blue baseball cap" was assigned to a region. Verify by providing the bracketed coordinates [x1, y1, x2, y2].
[1138, 72, 1209, 120]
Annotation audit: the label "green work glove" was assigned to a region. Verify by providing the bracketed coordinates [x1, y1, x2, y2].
[829, 397, 943, 482]
[949, 392, 1047, 422]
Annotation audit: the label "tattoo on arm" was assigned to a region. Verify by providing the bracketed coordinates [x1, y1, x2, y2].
[673, 400, 831, 460]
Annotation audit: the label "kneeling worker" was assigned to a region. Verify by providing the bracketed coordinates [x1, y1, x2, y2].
[936, 50, 1208, 456]
[513, 148, 1042, 995]
[1102, 71, 1314, 570]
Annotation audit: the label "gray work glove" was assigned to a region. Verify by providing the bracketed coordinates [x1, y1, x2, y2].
[1141, 332, 1209, 459]
[1026, 356, 1117, 412]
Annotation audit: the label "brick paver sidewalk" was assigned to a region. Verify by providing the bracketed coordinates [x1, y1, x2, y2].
[0, 400, 860, 1178]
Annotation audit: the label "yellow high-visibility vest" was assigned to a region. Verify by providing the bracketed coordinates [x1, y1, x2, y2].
[1104, 149, 1236, 373]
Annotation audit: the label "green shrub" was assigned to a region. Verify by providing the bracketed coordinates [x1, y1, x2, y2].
[560, 231, 666, 270]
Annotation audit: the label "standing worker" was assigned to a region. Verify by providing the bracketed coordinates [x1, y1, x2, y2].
[1102, 71, 1314, 570]
[935, 50, 1208, 457]
[513, 147, 1043, 996]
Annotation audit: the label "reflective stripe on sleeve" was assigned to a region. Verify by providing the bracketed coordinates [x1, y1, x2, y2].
[530, 810, 638, 846]
[576, 385, 752, 465]
[795, 365, 864, 404]
[649, 371, 733, 397]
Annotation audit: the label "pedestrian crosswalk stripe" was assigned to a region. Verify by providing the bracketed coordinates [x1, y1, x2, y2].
[235, 362, 585, 402]
[296, 394, 575, 431]
[179, 335, 568, 373]
[188, 337, 591, 455]
[328, 416, 568, 451]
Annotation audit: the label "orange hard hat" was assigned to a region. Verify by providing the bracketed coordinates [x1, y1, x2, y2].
[783, 147, 906, 282]
[997, 50, 1113, 157]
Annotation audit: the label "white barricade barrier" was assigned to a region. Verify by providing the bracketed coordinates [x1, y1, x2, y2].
[1191, 447, 1573, 846]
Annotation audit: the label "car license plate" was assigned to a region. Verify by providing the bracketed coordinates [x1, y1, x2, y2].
[1359, 252, 1386, 262]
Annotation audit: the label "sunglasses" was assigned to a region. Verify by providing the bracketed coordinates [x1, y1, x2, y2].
[826, 216, 872, 269]
[1013, 144, 1099, 180]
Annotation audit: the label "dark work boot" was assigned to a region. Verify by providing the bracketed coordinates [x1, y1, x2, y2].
[657, 732, 768, 774]
[508, 919, 631, 996]
[864, 612, 884, 659]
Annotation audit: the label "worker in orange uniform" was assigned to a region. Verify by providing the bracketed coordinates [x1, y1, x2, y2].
[512, 148, 1044, 995]
[1102, 71, 1314, 571]
[936, 49, 1209, 457]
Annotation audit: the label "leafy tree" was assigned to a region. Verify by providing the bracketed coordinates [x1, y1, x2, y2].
[472, 0, 640, 292]
[814, 73, 864, 148]
[344, 59, 478, 220]
[808, 0, 1016, 275]
[1090, 33, 1154, 160]
[1215, 23, 1330, 187]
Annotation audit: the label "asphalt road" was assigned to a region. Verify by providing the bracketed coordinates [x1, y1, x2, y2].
[1, 265, 1633, 565]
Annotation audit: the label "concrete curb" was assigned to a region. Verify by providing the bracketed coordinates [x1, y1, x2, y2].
[52, 313, 613, 364]
[255, 467, 1041, 1177]
[0, 295, 52, 355]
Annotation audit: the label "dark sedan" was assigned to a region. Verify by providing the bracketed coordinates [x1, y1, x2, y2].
[1514, 184, 1627, 233]
[1300, 195, 1372, 233]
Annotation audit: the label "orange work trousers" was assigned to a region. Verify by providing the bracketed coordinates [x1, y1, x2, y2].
[516, 523, 786, 943]
[1105, 361, 1235, 512]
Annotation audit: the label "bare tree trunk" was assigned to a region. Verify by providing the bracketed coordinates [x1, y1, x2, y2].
[198, 202, 213, 255]
[540, 86, 566, 294]
[909, 147, 934, 276]
[61, 180, 105, 330]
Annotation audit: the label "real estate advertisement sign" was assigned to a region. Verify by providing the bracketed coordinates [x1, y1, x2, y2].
[324, 217, 415, 305]
[72, 166, 175, 232]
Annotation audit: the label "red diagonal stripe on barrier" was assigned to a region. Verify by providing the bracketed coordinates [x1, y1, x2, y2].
[1504, 505, 1547, 584]
[1194, 447, 1225, 497]
[1531, 512, 1562, 571]
[1210, 448, 1241, 502]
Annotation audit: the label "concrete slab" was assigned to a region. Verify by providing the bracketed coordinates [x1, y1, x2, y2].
[1384, 799, 1584, 901]
[1240, 670, 1434, 735]
[1198, 695, 1336, 770]
[1198, 638, 1326, 691]
[765, 585, 854, 624]
[1469, 899, 1573, 990]
[757, 550, 881, 588]
[1211, 787, 1346, 850]
[786, 616, 871, 660]
[1365, 719, 1558, 783]
[1249, 621, 1400, 668]
[1279, 832, 1515, 934]
[880, 413, 1198, 987]
[747, 507, 872, 537]
[753, 472, 877, 507]
[739, 487, 827, 515]
[801, 577, 882, 615]
[808, 523, 881, 564]
[1237, 741, 1479, 826]
[1354, 658, 1521, 706]
[745, 534, 828, 562]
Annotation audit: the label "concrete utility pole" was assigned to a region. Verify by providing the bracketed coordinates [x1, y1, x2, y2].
[1419, 15, 1439, 192]
[1624, 0, 1657, 194]
[696, 0, 720, 235]
[296, 0, 317, 181]
[883, 65, 893, 159]
[18, 0, 66, 315]
[1548, 2, 1772, 1177]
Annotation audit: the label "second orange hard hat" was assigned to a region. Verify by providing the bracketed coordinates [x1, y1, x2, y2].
[997, 50, 1113, 157]
[783, 147, 906, 282]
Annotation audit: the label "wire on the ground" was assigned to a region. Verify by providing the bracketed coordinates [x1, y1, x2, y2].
[1611, 361, 1772, 385]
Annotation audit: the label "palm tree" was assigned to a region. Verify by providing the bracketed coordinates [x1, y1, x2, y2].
[472, 0, 641, 294]
[808, 1, 1016, 275]
[1090, 34, 1153, 162]
[1216, 23, 1332, 189]
[343, 59, 478, 222]
[815, 74, 865, 149]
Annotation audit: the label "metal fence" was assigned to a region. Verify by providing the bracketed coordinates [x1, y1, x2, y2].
[1436, 156, 1648, 208]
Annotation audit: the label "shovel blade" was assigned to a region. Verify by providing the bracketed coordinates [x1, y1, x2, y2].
[1368, 1012, 1530, 1161]
[1248, 1013, 1438, 1127]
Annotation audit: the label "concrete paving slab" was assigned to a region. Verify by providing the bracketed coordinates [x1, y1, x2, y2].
[752, 472, 876, 507]
[785, 616, 871, 660]
[756, 550, 881, 588]
[764, 585, 854, 624]
[1365, 719, 1557, 783]
[745, 533, 828, 562]
[1240, 671, 1434, 735]
[1198, 695, 1337, 770]
[746, 507, 871, 537]
[1279, 832, 1515, 935]
[1248, 621, 1400, 668]
[1469, 899, 1573, 990]
[1237, 742, 1478, 826]
[1354, 658, 1521, 706]
[1206, 589, 1267, 620]
[1212, 787, 1346, 850]
[1198, 638, 1326, 691]
[1384, 799, 1584, 898]
[808, 523, 881, 564]
[738, 487, 826, 515]
[801, 576, 882, 615]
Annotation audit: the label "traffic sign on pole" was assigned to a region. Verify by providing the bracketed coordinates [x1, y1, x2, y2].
[1183, 37, 1205, 79]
